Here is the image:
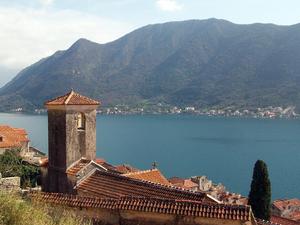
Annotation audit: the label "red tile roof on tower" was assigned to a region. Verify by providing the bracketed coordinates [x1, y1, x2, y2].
[75, 169, 219, 203]
[0, 125, 29, 148]
[122, 169, 171, 186]
[30, 192, 252, 221]
[45, 90, 100, 106]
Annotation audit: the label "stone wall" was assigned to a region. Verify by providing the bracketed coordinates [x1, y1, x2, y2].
[0, 176, 21, 192]
[0, 148, 8, 155]
[48, 109, 67, 171]
[65, 107, 97, 165]
[45, 105, 97, 193]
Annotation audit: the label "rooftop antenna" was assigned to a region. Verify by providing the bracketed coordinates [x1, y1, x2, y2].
[152, 161, 158, 169]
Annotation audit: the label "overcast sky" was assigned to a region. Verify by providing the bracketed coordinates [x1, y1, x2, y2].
[1, 0, 300, 87]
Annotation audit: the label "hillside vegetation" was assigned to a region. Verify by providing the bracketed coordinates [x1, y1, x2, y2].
[1, 19, 300, 111]
[0, 149, 39, 188]
[0, 192, 90, 225]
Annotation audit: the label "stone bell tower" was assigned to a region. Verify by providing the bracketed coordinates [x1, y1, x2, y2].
[44, 90, 100, 193]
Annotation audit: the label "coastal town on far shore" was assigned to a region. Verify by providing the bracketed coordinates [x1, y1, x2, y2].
[29, 104, 298, 118]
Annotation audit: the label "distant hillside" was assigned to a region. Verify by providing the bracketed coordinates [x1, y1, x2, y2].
[1, 19, 300, 111]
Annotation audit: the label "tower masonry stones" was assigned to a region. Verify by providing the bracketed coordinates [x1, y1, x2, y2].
[43, 90, 100, 193]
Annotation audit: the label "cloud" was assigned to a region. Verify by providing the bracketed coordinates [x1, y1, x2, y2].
[0, 6, 135, 73]
[39, 0, 54, 6]
[156, 0, 183, 12]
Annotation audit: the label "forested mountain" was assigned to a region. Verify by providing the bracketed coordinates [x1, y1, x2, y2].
[1, 19, 300, 111]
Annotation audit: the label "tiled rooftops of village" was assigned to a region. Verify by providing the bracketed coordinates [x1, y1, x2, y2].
[269, 216, 300, 225]
[61, 157, 218, 203]
[271, 198, 300, 223]
[0, 125, 29, 148]
[169, 177, 199, 189]
[273, 199, 300, 211]
[114, 164, 140, 173]
[75, 168, 220, 203]
[66, 158, 107, 176]
[49, 156, 172, 186]
[45, 90, 100, 106]
[122, 168, 171, 186]
[30, 192, 252, 221]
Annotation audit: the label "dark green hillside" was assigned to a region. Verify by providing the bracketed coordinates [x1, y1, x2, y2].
[1, 19, 300, 111]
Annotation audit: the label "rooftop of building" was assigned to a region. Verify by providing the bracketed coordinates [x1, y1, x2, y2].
[30, 192, 252, 221]
[122, 168, 171, 186]
[273, 199, 300, 211]
[45, 90, 100, 106]
[0, 125, 29, 148]
[75, 168, 219, 203]
[271, 215, 300, 225]
[169, 177, 199, 189]
[289, 211, 300, 222]
[114, 164, 140, 174]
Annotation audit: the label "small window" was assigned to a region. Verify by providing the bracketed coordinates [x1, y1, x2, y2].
[77, 113, 85, 130]
[0, 136, 3, 142]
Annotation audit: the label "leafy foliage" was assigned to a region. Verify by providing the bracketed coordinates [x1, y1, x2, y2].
[1, 19, 300, 111]
[0, 192, 91, 225]
[0, 149, 39, 188]
[248, 160, 271, 220]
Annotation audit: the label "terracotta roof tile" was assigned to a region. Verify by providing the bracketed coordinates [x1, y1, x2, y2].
[182, 179, 198, 189]
[76, 169, 217, 203]
[30, 192, 251, 221]
[67, 158, 92, 176]
[169, 177, 199, 190]
[0, 125, 29, 148]
[273, 199, 300, 211]
[45, 90, 100, 106]
[122, 169, 171, 185]
[271, 215, 300, 225]
[289, 211, 300, 222]
[114, 164, 140, 174]
[66, 158, 115, 176]
[169, 177, 185, 185]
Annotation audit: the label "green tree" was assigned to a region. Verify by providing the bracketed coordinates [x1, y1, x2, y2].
[248, 160, 271, 220]
[0, 149, 40, 188]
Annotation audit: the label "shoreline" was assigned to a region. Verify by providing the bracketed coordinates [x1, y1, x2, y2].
[1, 111, 299, 120]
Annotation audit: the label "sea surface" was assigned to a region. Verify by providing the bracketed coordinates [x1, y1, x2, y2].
[1, 113, 299, 200]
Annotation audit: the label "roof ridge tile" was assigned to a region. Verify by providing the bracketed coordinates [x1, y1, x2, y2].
[29, 192, 251, 221]
[45, 90, 100, 106]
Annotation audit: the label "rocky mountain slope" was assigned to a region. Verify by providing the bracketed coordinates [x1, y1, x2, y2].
[1, 19, 300, 111]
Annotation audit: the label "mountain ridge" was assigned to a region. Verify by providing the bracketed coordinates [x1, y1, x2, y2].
[1, 19, 300, 111]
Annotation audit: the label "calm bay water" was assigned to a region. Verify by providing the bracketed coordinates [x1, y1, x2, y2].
[1, 113, 300, 199]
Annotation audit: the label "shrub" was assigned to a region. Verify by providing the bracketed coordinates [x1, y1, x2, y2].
[0, 192, 90, 225]
[0, 149, 39, 188]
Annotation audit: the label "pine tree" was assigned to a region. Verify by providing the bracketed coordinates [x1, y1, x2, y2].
[248, 160, 271, 220]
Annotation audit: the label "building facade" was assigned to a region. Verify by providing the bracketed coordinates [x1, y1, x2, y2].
[0, 125, 29, 155]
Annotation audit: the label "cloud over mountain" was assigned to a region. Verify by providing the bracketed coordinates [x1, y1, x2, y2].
[156, 0, 183, 12]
